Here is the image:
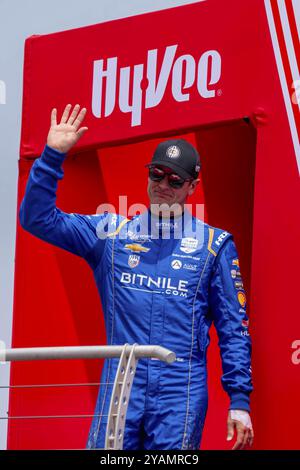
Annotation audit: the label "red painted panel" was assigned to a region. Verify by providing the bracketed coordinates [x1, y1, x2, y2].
[10, 0, 300, 450]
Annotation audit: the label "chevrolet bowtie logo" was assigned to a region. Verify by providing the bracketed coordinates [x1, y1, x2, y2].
[124, 243, 150, 253]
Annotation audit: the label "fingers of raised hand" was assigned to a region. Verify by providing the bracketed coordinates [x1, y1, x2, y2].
[67, 104, 81, 126]
[60, 103, 72, 124]
[72, 107, 87, 131]
[51, 108, 57, 126]
[76, 126, 88, 139]
[54, 104, 87, 129]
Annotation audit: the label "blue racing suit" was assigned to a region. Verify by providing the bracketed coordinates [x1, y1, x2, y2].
[19, 145, 253, 450]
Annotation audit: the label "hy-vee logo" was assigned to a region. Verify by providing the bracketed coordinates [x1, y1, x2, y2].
[92, 44, 221, 127]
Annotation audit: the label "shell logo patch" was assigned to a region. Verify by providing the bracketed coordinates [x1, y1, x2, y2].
[124, 243, 150, 253]
[237, 291, 246, 308]
[232, 258, 240, 267]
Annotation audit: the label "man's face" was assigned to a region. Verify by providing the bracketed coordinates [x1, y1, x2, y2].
[147, 165, 199, 207]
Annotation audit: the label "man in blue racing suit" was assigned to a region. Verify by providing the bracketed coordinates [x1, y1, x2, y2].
[19, 104, 254, 450]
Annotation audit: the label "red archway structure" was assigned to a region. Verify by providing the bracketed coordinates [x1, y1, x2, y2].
[9, 0, 300, 449]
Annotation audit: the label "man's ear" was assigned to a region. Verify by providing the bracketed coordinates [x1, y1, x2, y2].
[188, 178, 200, 196]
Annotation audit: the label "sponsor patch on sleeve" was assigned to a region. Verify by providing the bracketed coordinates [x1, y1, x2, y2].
[237, 291, 247, 308]
[214, 231, 230, 247]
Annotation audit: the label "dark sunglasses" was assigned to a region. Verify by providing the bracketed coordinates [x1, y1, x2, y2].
[148, 165, 192, 189]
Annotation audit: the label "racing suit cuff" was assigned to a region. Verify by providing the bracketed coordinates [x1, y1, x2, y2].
[41, 144, 67, 169]
[229, 392, 250, 412]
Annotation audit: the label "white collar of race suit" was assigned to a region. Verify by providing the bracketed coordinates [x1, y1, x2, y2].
[126, 208, 205, 241]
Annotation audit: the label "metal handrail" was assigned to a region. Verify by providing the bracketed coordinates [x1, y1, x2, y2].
[0, 343, 176, 449]
[0, 344, 175, 364]
[0, 382, 105, 389]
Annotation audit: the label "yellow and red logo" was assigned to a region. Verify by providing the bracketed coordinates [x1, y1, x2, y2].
[237, 291, 246, 308]
[232, 258, 240, 267]
[124, 243, 150, 253]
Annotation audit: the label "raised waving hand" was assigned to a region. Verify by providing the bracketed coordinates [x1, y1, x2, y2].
[47, 104, 88, 153]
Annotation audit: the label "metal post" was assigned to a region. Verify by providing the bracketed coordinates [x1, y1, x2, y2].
[105, 343, 138, 450]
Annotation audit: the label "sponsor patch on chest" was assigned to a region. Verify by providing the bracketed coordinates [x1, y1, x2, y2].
[180, 237, 199, 254]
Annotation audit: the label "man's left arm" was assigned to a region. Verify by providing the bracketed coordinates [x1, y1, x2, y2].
[208, 236, 254, 450]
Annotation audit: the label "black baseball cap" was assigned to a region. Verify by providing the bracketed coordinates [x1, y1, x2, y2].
[146, 139, 201, 179]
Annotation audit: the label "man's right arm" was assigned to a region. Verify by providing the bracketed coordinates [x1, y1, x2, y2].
[19, 104, 108, 265]
[19, 144, 104, 261]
